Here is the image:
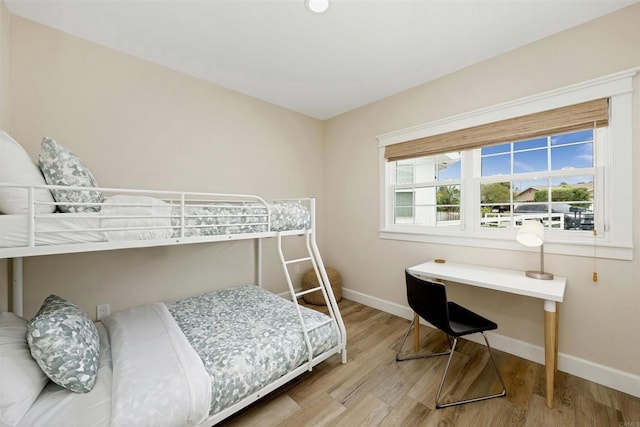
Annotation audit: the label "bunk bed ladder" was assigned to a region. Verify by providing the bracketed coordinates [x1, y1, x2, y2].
[308, 230, 347, 365]
[276, 231, 347, 370]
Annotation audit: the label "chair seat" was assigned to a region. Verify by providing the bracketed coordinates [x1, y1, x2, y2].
[447, 302, 498, 337]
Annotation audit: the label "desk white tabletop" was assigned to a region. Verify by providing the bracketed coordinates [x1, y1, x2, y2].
[408, 260, 566, 302]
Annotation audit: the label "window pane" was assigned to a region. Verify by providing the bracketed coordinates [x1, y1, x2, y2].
[513, 178, 548, 202]
[403, 185, 460, 227]
[437, 206, 460, 226]
[413, 205, 460, 227]
[549, 176, 594, 230]
[480, 207, 512, 228]
[436, 185, 460, 206]
[437, 156, 461, 181]
[480, 181, 512, 228]
[514, 137, 546, 151]
[391, 153, 462, 227]
[551, 143, 593, 170]
[481, 153, 510, 176]
[414, 205, 435, 226]
[481, 182, 511, 204]
[399, 152, 461, 184]
[549, 176, 593, 203]
[551, 129, 593, 146]
[512, 178, 553, 227]
[396, 163, 414, 184]
[436, 186, 460, 226]
[482, 143, 510, 155]
[395, 191, 414, 205]
[511, 175, 594, 231]
[513, 149, 547, 173]
[394, 191, 414, 222]
[414, 187, 437, 205]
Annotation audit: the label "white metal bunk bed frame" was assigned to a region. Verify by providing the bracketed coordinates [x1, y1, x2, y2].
[0, 183, 347, 425]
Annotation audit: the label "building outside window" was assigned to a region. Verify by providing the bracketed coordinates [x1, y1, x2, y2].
[393, 153, 461, 226]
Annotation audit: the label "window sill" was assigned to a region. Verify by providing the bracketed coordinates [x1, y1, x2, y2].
[379, 229, 633, 261]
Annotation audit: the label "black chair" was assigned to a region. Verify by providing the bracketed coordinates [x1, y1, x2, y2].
[396, 269, 506, 408]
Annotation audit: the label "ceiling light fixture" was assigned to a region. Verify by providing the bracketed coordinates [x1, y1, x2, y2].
[305, 0, 330, 14]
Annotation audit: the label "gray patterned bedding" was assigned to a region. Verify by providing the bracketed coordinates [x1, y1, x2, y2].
[1, 197, 312, 248]
[99, 197, 311, 242]
[166, 285, 338, 415]
[171, 201, 311, 237]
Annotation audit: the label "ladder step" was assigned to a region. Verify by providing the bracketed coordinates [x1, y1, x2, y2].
[296, 286, 323, 298]
[284, 256, 312, 265]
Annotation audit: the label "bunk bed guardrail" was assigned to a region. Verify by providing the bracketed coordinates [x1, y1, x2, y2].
[0, 182, 301, 257]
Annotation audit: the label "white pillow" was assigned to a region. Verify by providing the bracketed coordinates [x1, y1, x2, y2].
[0, 312, 50, 427]
[0, 131, 56, 214]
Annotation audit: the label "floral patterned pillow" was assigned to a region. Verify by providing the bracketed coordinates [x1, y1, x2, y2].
[27, 295, 100, 393]
[38, 137, 104, 213]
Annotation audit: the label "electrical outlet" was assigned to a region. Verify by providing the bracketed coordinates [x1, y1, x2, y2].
[96, 304, 110, 321]
[294, 264, 301, 275]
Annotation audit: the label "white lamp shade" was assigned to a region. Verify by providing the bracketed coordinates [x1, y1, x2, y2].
[516, 220, 544, 247]
[306, 0, 330, 13]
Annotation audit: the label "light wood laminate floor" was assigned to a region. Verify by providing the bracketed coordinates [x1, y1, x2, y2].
[220, 299, 640, 426]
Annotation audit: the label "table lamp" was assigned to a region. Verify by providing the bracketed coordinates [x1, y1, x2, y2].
[516, 219, 554, 280]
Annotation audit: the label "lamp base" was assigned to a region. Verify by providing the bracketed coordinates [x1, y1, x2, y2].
[526, 271, 554, 280]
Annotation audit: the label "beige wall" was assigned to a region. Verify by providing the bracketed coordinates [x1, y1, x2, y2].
[0, 0, 8, 129]
[323, 4, 640, 377]
[7, 14, 325, 319]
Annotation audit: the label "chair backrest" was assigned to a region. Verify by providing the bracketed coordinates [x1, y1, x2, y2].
[405, 269, 452, 334]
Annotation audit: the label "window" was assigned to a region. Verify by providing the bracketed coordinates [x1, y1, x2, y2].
[389, 128, 598, 233]
[479, 129, 596, 231]
[378, 69, 636, 260]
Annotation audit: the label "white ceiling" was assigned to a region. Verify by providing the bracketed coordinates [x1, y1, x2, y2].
[5, 0, 635, 120]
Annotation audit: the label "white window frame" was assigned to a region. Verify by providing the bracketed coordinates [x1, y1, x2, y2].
[378, 68, 637, 260]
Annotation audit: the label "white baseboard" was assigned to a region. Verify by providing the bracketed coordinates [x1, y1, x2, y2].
[342, 287, 640, 398]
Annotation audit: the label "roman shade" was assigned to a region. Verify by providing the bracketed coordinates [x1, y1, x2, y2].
[384, 98, 609, 162]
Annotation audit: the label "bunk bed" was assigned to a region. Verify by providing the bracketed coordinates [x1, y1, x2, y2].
[0, 132, 347, 426]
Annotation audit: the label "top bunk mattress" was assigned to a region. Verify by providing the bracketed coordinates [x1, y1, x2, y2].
[0, 195, 311, 250]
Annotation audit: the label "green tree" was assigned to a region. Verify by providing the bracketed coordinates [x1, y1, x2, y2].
[481, 182, 511, 204]
[437, 186, 460, 211]
[534, 187, 591, 208]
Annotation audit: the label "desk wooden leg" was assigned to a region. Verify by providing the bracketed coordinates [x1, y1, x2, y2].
[413, 313, 420, 352]
[544, 301, 558, 408]
[555, 303, 560, 374]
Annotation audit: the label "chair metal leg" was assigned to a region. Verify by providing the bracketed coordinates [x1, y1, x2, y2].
[396, 316, 452, 362]
[434, 333, 507, 409]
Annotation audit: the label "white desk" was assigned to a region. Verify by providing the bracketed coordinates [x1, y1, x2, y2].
[408, 260, 566, 409]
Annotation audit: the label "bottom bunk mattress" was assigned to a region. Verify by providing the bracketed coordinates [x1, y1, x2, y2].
[166, 285, 338, 416]
[11, 285, 338, 427]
